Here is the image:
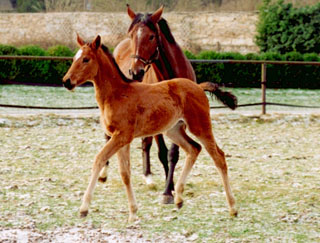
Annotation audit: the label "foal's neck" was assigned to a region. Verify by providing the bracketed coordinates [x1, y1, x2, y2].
[93, 50, 129, 108]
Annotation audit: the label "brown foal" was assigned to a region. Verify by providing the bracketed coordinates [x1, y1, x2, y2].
[63, 35, 237, 222]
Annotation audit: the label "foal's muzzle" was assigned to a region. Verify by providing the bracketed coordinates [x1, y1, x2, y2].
[63, 78, 74, 90]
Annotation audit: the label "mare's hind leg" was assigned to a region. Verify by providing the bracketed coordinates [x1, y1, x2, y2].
[162, 143, 179, 204]
[164, 122, 202, 209]
[142, 136, 154, 186]
[154, 134, 169, 179]
[98, 134, 111, 183]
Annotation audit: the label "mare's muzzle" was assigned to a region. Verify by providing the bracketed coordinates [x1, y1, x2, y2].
[129, 68, 145, 82]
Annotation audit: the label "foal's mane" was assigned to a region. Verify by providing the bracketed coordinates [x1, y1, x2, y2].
[128, 13, 176, 44]
[100, 44, 134, 83]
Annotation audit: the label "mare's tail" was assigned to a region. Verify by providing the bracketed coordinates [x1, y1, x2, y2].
[199, 82, 238, 110]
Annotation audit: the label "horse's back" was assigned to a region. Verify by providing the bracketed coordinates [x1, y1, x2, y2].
[168, 78, 212, 137]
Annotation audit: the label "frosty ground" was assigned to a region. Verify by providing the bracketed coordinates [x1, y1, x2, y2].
[0, 112, 319, 242]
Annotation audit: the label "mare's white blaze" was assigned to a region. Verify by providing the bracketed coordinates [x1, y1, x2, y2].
[137, 27, 143, 40]
[135, 27, 143, 59]
[74, 49, 83, 61]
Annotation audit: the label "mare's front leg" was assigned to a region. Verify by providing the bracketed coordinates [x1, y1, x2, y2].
[162, 143, 179, 204]
[98, 134, 111, 183]
[142, 136, 154, 186]
[80, 134, 131, 217]
[117, 144, 138, 222]
[154, 134, 169, 179]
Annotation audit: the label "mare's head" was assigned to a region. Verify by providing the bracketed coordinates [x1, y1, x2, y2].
[63, 35, 102, 90]
[127, 5, 164, 81]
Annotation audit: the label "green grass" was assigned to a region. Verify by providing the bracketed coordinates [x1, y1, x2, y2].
[0, 85, 320, 112]
[0, 113, 320, 241]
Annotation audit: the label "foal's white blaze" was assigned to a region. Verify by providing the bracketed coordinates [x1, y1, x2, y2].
[74, 49, 83, 61]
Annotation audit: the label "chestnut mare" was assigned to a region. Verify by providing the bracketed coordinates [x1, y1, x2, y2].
[63, 35, 237, 221]
[99, 5, 237, 204]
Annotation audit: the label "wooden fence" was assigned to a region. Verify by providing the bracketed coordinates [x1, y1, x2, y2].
[1, 55, 320, 114]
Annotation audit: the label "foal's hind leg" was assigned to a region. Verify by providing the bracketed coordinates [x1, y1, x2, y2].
[164, 122, 202, 209]
[197, 134, 237, 216]
[98, 134, 111, 183]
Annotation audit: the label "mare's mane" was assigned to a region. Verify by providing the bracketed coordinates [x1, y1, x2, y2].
[128, 13, 176, 44]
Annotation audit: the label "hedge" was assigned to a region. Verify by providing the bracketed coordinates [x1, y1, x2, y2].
[256, 0, 320, 54]
[0, 44, 319, 88]
[186, 50, 320, 89]
[0, 44, 73, 86]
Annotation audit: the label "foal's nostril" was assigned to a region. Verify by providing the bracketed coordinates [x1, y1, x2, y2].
[63, 78, 73, 90]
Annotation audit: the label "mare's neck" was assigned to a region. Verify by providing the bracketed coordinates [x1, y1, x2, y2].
[153, 31, 196, 81]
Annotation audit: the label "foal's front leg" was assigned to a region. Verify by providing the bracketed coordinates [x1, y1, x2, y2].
[117, 144, 137, 222]
[98, 134, 111, 183]
[79, 135, 128, 217]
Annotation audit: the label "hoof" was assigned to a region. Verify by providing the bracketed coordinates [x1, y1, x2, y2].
[162, 194, 174, 204]
[143, 175, 156, 189]
[128, 214, 137, 223]
[80, 210, 88, 218]
[176, 201, 183, 209]
[98, 177, 107, 183]
[230, 208, 238, 217]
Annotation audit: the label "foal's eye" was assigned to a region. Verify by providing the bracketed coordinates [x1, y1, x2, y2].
[149, 35, 155, 41]
[83, 57, 90, 63]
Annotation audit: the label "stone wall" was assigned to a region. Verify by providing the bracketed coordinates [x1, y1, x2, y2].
[0, 12, 259, 53]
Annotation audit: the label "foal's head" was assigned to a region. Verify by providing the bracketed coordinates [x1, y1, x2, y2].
[63, 35, 101, 90]
[127, 5, 164, 81]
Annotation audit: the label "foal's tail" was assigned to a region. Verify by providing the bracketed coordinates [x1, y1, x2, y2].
[199, 82, 238, 110]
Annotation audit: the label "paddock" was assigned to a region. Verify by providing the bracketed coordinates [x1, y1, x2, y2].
[0, 104, 319, 241]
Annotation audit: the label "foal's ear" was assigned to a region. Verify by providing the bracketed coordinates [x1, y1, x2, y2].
[150, 5, 164, 24]
[127, 4, 136, 20]
[77, 33, 85, 47]
[92, 35, 101, 50]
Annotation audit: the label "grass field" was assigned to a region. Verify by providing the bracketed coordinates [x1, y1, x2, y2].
[0, 85, 320, 241]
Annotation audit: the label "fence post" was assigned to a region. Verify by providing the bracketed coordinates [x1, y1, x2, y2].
[261, 63, 267, 115]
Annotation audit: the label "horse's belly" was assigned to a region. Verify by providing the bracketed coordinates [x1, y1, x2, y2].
[134, 109, 181, 138]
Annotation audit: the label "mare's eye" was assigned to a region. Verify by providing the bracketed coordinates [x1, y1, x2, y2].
[149, 35, 155, 41]
[83, 57, 90, 63]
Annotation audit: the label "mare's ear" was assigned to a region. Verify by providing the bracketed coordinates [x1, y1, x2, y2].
[77, 33, 85, 46]
[92, 35, 101, 50]
[150, 5, 164, 24]
[127, 4, 136, 20]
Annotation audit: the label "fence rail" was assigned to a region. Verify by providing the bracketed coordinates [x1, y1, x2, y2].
[1, 55, 320, 114]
